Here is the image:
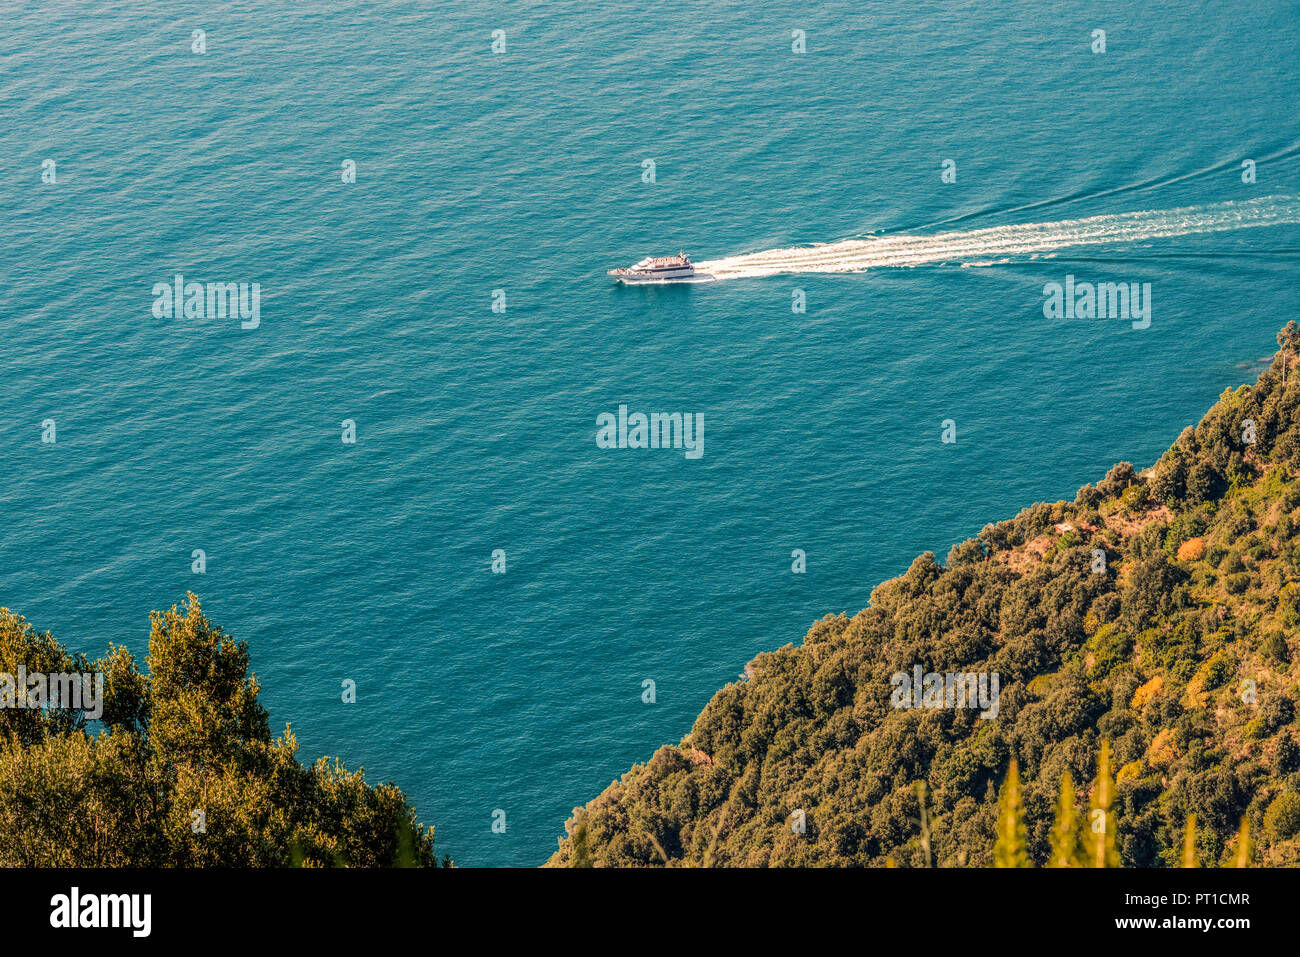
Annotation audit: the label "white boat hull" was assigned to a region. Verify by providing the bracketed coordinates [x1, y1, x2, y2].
[612, 271, 715, 284]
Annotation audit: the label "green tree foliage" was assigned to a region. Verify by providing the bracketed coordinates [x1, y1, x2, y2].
[0, 595, 444, 867]
[993, 759, 1029, 867]
[549, 325, 1300, 868]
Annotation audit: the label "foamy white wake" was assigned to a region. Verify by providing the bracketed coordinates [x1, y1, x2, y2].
[695, 196, 1300, 280]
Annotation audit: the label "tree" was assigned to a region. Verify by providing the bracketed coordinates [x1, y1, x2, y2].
[1181, 815, 1199, 868]
[1098, 462, 1136, 497]
[0, 594, 445, 867]
[1047, 771, 1081, 867]
[570, 813, 593, 868]
[1229, 817, 1253, 868]
[994, 759, 1029, 867]
[1279, 321, 1298, 385]
[916, 781, 933, 868]
[1088, 741, 1120, 868]
[1264, 792, 1300, 841]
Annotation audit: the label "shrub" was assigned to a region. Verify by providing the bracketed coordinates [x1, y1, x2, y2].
[1122, 484, 1150, 513]
[1261, 693, 1296, 733]
[1131, 675, 1163, 711]
[1264, 792, 1300, 842]
[1099, 462, 1137, 497]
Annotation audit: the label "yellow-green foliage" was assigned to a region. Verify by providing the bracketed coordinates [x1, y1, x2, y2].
[1087, 741, 1120, 868]
[993, 751, 1255, 870]
[1047, 771, 1081, 867]
[994, 760, 1029, 867]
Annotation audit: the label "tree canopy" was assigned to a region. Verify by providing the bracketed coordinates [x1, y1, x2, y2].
[0, 595, 444, 867]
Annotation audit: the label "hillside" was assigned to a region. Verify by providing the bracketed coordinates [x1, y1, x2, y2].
[549, 323, 1300, 868]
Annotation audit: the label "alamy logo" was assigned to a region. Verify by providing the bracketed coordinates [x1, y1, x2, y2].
[890, 665, 999, 718]
[1042, 275, 1151, 329]
[596, 404, 704, 459]
[152, 274, 261, 329]
[0, 667, 103, 720]
[50, 887, 151, 937]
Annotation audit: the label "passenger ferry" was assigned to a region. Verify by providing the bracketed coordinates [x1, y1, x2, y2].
[608, 252, 712, 284]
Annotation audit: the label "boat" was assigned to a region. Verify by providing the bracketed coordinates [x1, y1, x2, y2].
[608, 251, 712, 284]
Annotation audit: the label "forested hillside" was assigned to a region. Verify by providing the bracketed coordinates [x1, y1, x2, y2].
[550, 323, 1300, 868]
[0, 595, 445, 866]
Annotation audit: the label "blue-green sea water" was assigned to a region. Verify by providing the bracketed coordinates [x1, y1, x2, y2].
[2, 1, 1299, 865]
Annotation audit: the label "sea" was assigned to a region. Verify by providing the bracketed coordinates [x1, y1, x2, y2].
[2, 0, 1298, 866]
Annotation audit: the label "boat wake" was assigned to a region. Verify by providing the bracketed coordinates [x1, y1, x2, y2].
[694, 195, 1300, 280]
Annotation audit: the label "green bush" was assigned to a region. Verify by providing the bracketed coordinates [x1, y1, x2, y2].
[1264, 792, 1300, 842]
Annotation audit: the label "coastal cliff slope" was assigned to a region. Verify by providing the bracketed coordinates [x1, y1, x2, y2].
[549, 323, 1300, 868]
